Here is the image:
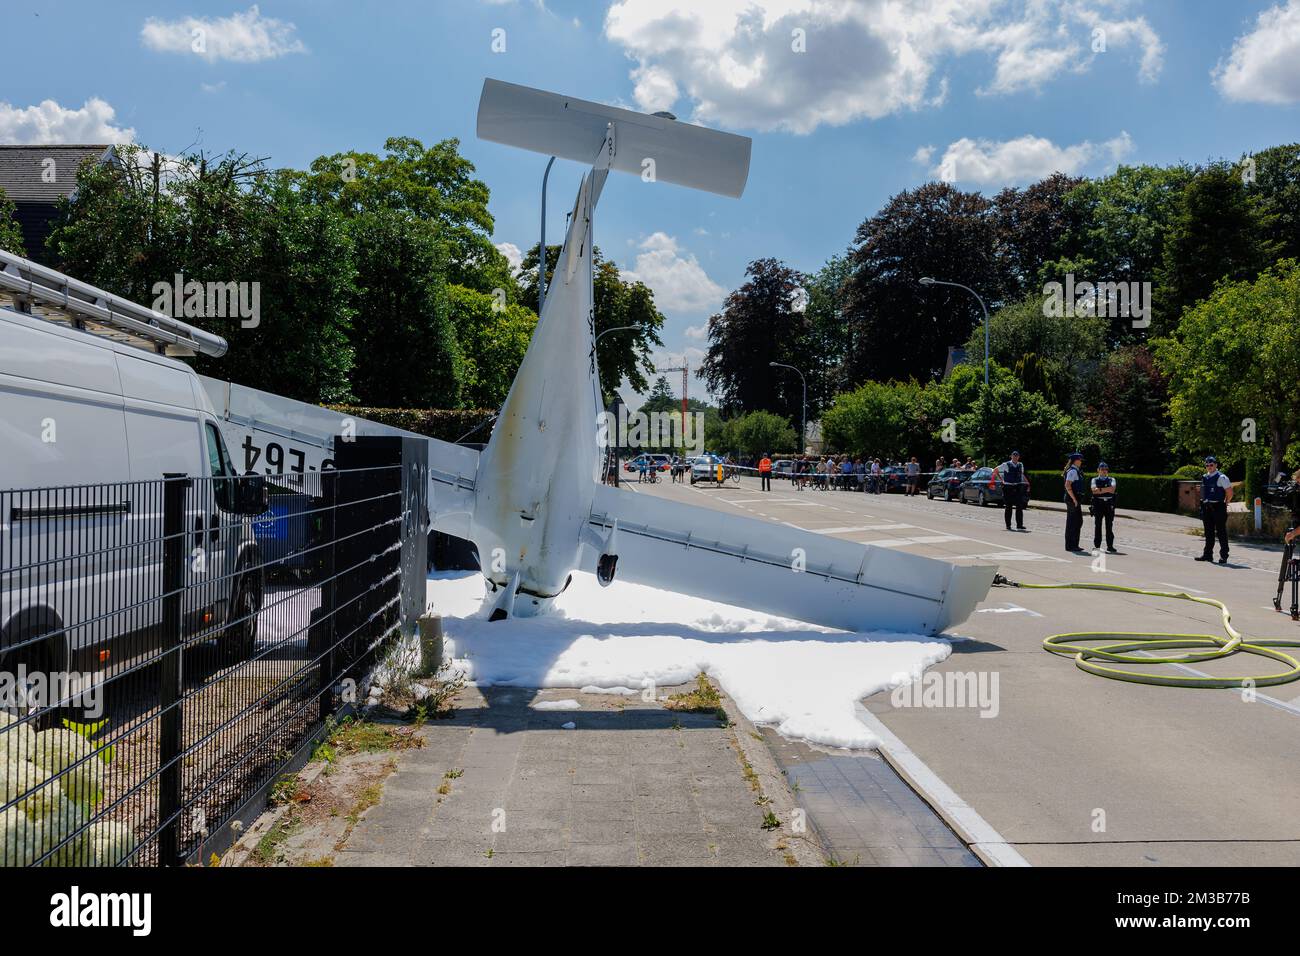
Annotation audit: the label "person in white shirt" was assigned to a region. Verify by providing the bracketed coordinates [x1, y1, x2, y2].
[1089, 461, 1118, 553]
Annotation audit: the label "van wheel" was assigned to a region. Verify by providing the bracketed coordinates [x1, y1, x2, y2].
[221, 563, 263, 664]
[1, 631, 62, 731]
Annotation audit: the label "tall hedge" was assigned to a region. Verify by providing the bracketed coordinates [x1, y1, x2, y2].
[1025, 469, 1179, 513]
[328, 405, 496, 444]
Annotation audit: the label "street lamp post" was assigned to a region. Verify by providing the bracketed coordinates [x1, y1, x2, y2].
[769, 362, 807, 455]
[920, 276, 991, 465]
[538, 156, 556, 316]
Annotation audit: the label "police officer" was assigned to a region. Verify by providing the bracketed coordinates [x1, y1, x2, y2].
[996, 450, 1028, 532]
[1063, 451, 1086, 553]
[1195, 455, 1233, 564]
[1090, 461, 1118, 553]
[758, 452, 773, 492]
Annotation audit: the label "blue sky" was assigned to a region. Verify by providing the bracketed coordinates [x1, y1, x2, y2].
[4, 1, 1298, 404]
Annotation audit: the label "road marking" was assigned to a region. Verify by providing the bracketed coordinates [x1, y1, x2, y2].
[855, 703, 1029, 867]
[1131, 651, 1300, 720]
[904, 534, 967, 544]
[976, 602, 1044, 618]
[803, 524, 899, 535]
[721, 498, 766, 505]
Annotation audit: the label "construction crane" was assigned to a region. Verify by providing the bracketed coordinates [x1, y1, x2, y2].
[655, 361, 689, 451]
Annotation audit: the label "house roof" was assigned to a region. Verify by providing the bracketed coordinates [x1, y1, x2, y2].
[0, 145, 117, 263]
[0, 145, 115, 202]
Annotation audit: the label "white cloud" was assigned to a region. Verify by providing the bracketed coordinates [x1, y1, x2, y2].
[621, 233, 725, 314]
[684, 323, 708, 341]
[0, 98, 135, 145]
[927, 130, 1134, 187]
[602, 0, 1163, 134]
[141, 5, 307, 63]
[200, 80, 227, 94]
[496, 241, 523, 273]
[1213, 0, 1300, 104]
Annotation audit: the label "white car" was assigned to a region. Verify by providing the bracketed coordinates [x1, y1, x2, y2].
[689, 454, 727, 484]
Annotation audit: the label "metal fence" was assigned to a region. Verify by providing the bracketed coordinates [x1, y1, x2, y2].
[0, 444, 426, 866]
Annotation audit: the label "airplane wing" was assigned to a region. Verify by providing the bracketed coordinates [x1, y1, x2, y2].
[427, 439, 478, 539]
[584, 484, 994, 636]
[200, 375, 480, 538]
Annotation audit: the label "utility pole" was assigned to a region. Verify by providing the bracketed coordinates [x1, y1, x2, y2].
[656, 362, 689, 452]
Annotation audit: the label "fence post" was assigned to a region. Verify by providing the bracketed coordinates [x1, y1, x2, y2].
[159, 473, 190, 866]
[317, 470, 337, 724]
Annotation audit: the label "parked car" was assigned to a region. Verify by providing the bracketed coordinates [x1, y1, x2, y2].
[690, 454, 727, 485]
[623, 453, 671, 473]
[927, 468, 975, 501]
[881, 465, 908, 493]
[1, 293, 269, 708]
[959, 467, 1005, 506]
[772, 459, 794, 478]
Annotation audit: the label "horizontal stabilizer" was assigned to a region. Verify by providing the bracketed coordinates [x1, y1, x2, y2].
[586, 485, 994, 636]
[477, 78, 751, 198]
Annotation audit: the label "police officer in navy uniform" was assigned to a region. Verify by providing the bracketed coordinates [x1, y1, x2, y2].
[1063, 451, 1086, 553]
[996, 450, 1029, 531]
[1195, 455, 1233, 564]
[1090, 461, 1118, 553]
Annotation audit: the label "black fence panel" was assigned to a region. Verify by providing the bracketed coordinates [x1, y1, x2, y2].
[0, 457, 415, 866]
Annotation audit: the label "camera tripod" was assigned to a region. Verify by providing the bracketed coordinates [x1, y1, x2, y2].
[1275, 533, 1300, 621]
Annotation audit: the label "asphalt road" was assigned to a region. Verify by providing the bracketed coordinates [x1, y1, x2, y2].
[630, 473, 1300, 866]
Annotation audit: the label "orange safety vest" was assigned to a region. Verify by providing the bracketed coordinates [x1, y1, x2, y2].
[759, 458, 772, 473]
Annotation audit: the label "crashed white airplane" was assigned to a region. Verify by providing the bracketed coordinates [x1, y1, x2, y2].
[420, 78, 995, 635]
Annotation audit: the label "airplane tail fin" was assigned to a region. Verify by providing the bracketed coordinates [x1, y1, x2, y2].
[476, 78, 751, 198]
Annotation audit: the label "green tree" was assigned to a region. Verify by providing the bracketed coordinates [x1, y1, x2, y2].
[1154, 259, 1300, 479]
[48, 148, 358, 404]
[801, 254, 853, 412]
[0, 187, 25, 255]
[346, 208, 462, 408]
[993, 172, 1084, 296]
[46, 144, 190, 303]
[1155, 162, 1277, 335]
[699, 258, 810, 422]
[963, 295, 1106, 413]
[211, 171, 357, 404]
[640, 376, 677, 414]
[445, 283, 536, 408]
[1049, 163, 1194, 345]
[842, 182, 999, 383]
[1086, 345, 1171, 473]
[821, 380, 935, 460]
[953, 373, 1095, 470]
[716, 410, 797, 457]
[519, 243, 665, 399]
[298, 137, 515, 298]
[1052, 163, 1194, 286]
[1247, 144, 1300, 264]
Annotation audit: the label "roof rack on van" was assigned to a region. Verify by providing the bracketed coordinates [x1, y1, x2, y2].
[0, 248, 228, 358]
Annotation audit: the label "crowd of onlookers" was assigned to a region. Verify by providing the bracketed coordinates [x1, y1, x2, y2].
[748, 453, 979, 495]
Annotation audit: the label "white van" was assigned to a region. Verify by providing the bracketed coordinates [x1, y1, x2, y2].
[0, 296, 267, 705]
